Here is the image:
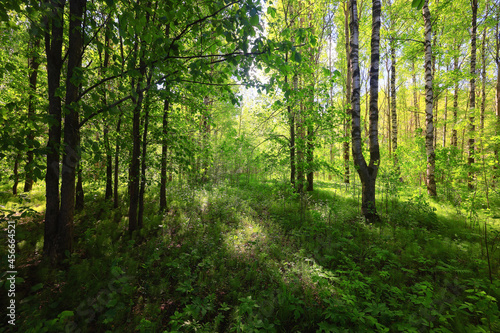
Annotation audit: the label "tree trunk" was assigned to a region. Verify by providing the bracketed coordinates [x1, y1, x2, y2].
[480, 25, 486, 133]
[423, 0, 437, 197]
[160, 96, 169, 212]
[468, 0, 477, 190]
[75, 163, 84, 211]
[104, 123, 113, 200]
[24, 29, 41, 193]
[160, 25, 170, 212]
[412, 61, 420, 132]
[103, 25, 112, 201]
[452, 45, 459, 147]
[288, 66, 296, 188]
[43, 0, 66, 260]
[137, 100, 149, 229]
[496, 6, 500, 175]
[343, 0, 351, 184]
[13, 154, 20, 195]
[306, 123, 314, 191]
[443, 89, 448, 147]
[113, 114, 122, 209]
[296, 75, 305, 194]
[57, 0, 85, 257]
[390, 38, 398, 169]
[350, 0, 381, 222]
[128, 70, 144, 234]
[201, 96, 211, 183]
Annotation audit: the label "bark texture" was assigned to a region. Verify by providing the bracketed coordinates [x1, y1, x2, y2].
[350, 0, 381, 222]
[343, 0, 351, 184]
[43, 0, 66, 259]
[24, 29, 41, 192]
[390, 38, 398, 169]
[160, 97, 169, 212]
[468, 0, 477, 190]
[57, 0, 85, 256]
[423, 0, 436, 197]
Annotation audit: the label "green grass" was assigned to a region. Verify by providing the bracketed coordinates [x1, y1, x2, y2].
[1, 178, 500, 332]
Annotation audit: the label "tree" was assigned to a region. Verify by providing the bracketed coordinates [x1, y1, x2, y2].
[422, 0, 436, 197]
[24, 7, 41, 193]
[350, 0, 381, 222]
[468, 0, 478, 190]
[42, 0, 66, 260]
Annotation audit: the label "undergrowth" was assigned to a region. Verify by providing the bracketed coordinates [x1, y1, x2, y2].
[1, 179, 499, 332]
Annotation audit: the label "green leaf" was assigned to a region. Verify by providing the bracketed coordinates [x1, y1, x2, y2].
[294, 52, 302, 63]
[411, 0, 425, 10]
[30, 282, 44, 293]
[250, 15, 259, 26]
[58, 311, 74, 320]
[267, 7, 277, 18]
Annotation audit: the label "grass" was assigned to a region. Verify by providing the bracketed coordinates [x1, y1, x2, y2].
[1, 178, 500, 332]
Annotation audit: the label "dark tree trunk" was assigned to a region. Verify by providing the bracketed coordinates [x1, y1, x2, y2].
[75, 163, 84, 211]
[285, 51, 296, 189]
[24, 30, 41, 193]
[128, 3, 151, 233]
[160, 25, 170, 211]
[350, 0, 381, 222]
[296, 75, 305, 194]
[423, 0, 437, 197]
[43, 0, 66, 260]
[57, 0, 85, 257]
[128, 71, 144, 234]
[13, 154, 20, 195]
[103, 25, 112, 200]
[113, 114, 122, 209]
[160, 96, 169, 212]
[104, 124, 113, 200]
[138, 94, 150, 229]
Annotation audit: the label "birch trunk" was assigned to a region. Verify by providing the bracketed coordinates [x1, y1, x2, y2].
[423, 0, 437, 196]
[344, 0, 351, 184]
[468, 0, 477, 190]
[390, 39, 397, 169]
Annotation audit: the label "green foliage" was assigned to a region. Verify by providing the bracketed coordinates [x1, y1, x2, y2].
[5, 179, 500, 332]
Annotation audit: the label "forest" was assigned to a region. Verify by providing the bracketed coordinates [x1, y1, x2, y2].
[1, 0, 500, 331]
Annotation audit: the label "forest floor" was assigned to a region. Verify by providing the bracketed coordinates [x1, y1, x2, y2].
[1, 178, 500, 332]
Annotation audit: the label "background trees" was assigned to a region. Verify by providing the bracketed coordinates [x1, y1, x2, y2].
[0, 0, 499, 263]
[3, 0, 500, 332]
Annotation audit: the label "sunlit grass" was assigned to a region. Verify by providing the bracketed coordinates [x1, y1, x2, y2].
[3, 176, 500, 332]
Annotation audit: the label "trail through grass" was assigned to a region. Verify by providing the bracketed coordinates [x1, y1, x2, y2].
[1, 180, 500, 332]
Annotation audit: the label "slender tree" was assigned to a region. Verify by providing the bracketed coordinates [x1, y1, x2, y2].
[423, 0, 436, 196]
[468, 0, 478, 190]
[390, 37, 397, 169]
[24, 18, 41, 192]
[343, 0, 351, 184]
[451, 41, 460, 147]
